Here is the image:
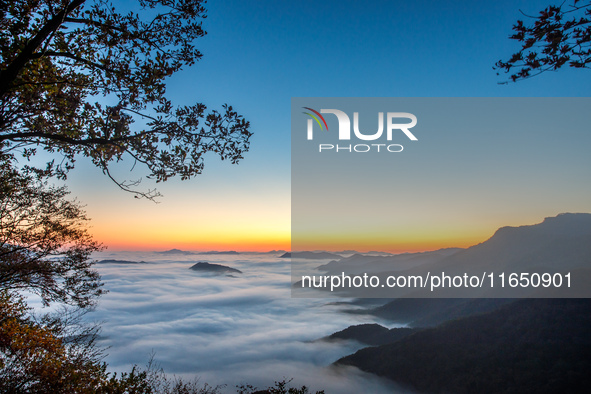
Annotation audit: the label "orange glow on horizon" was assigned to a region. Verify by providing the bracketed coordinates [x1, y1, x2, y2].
[99, 237, 291, 252]
[289, 224, 494, 254]
[92, 226, 291, 252]
[95, 232, 487, 254]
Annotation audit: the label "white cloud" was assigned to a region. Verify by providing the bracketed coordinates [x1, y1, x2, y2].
[85, 251, 404, 393]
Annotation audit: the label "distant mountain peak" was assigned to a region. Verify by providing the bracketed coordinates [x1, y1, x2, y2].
[156, 249, 196, 255]
[438, 212, 591, 277]
[492, 212, 591, 239]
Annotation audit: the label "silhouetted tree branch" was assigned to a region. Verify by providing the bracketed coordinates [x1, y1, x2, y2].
[495, 0, 591, 82]
[0, 157, 104, 308]
[0, 0, 252, 199]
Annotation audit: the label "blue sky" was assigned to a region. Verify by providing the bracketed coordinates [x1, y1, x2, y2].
[167, 0, 591, 172]
[64, 0, 591, 251]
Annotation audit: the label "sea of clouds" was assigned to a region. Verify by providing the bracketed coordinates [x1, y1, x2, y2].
[78, 251, 405, 393]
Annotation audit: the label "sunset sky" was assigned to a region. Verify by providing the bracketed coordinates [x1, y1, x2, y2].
[62, 0, 591, 252]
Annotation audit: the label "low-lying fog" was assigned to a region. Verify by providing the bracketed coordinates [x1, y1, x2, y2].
[83, 251, 404, 393]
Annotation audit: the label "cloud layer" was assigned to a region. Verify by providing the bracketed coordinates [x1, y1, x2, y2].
[84, 251, 404, 393]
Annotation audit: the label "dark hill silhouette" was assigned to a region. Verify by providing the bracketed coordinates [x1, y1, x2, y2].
[189, 262, 242, 275]
[199, 251, 240, 255]
[317, 248, 462, 276]
[281, 251, 342, 259]
[337, 299, 591, 393]
[323, 323, 419, 346]
[97, 259, 148, 264]
[356, 298, 516, 327]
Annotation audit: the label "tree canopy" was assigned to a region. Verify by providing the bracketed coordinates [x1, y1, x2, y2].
[0, 291, 109, 393]
[0, 156, 103, 308]
[0, 0, 252, 198]
[495, 0, 591, 82]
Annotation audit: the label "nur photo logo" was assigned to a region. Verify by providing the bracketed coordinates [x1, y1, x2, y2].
[302, 107, 418, 153]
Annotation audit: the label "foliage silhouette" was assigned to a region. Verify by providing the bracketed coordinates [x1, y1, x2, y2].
[0, 156, 103, 308]
[495, 0, 591, 82]
[0, 0, 252, 199]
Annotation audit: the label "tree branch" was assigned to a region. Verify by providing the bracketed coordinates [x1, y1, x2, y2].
[33, 51, 114, 73]
[63, 17, 128, 33]
[0, 0, 87, 97]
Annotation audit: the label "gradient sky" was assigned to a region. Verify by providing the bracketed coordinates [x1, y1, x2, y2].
[59, 0, 591, 251]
